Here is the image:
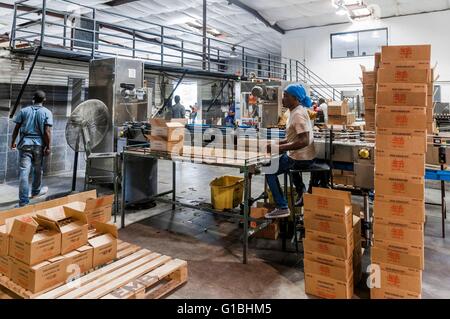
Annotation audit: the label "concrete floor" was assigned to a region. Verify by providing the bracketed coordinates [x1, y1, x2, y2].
[1, 161, 450, 299]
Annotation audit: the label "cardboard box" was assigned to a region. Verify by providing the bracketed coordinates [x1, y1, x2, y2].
[328, 114, 355, 126]
[381, 45, 431, 63]
[88, 222, 118, 268]
[362, 71, 376, 85]
[372, 238, 424, 269]
[305, 272, 353, 299]
[0, 205, 34, 226]
[66, 190, 98, 203]
[304, 250, 352, 277]
[376, 128, 427, 153]
[373, 216, 424, 246]
[0, 225, 8, 256]
[377, 68, 430, 84]
[304, 214, 353, 237]
[304, 259, 352, 282]
[250, 207, 269, 220]
[363, 84, 376, 98]
[374, 173, 424, 200]
[36, 207, 89, 255]
[149, 135, 184, 155]
[150, 119, 185, 141]
[364, 100, 376, 110]
[373, 194, 425, 223]
[375, 263, 422, 294]
[328, 101, 349, 116]
[376, 83, 427, 107]
[376, 106, 427, 130]
[371, 286, 421, 299]
[304, 204, 352, 230]
[306, 229, 353, 257]
[380, 60, 431, 70]
[9, 216, 61, 266]
[64, 195, 114, 226]
[375, 149, 425, 176]
[427, 94, 433, 109]
[304, 187, 351, 210]
[303, 237, 352, 260]
[10, 255, 67, 294]
[0, 255, 11, 277]
[255, 221, 279, 240]
[63, 245, 93, 276]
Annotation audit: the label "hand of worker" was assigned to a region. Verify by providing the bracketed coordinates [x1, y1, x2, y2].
[10, 142, 16, 150]
[44, 146, 51, 156]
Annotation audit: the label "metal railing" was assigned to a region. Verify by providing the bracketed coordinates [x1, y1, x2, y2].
[9, 0, 340, 100]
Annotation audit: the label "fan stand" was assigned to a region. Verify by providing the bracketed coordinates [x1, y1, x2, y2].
[71, 125, 92, 192]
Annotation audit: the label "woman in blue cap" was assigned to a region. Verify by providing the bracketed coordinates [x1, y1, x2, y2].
[264, 83, 321, 219]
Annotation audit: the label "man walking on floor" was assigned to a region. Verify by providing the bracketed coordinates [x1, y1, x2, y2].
[10, 90, 53, 207]
[265, 84, 318, 219]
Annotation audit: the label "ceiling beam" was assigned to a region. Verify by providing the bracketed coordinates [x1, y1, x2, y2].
[227, 0, 285, 34]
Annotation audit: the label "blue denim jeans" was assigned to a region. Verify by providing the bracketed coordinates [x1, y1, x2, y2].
[18, 145, 44, 206]
[265, 153, 314, 209]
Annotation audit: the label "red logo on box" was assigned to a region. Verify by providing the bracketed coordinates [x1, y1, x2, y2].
[317, 197, 328, 209]
[391, 136, 405, 148]
[395, 71, 409, 82]
[392, 182, 405, 193]
[400, 47, 413, 59]
[391, 159, 405, 171]
[393, 93, 407, 104]
[391, 227, 404, 239]
[394, 115, 408, 126]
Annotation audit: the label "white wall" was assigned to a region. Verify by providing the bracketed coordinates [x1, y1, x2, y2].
[282, 10, 450, 102]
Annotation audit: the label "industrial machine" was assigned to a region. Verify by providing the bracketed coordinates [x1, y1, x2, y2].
[89, 57, 151, 153]
[88, 58, 157, 208]
[239, 81, 292, 128]
[314, 130, 375, 190]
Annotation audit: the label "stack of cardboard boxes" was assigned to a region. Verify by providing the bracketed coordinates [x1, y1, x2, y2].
[327, 100, 356, 126]
[361, 53, 381, 131]
[0, 190, 117, 294]
[303, 188, 361, 299]
[372, 45, 430, 299]
[149, 119, 185, 155]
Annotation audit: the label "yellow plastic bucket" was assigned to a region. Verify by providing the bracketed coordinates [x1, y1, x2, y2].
[210, 176, 244, 211]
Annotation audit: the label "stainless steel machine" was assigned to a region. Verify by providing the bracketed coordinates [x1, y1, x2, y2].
[88, 58, 157, 207]
[314, 130, 375, 190]
[239, 81, 295, 128]
[89, 57, 151, 152]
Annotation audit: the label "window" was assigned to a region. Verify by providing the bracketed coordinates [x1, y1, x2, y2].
[331, 28, 388, 59]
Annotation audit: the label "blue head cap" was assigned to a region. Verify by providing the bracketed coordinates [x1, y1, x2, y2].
[284, 84, 312, 108]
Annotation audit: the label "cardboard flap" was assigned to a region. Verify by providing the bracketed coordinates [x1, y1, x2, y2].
[5, 213, 36, 233]
[85, 195, 114, 211]
[35, 206, 66, 222]
[34, 216, 61, 232]
[360, 65, 367, 72]
[63, 207, 88, 224]
[10, 218, 38, 242]
[92, 221, 118, 238]
[312, 187, 351, 205]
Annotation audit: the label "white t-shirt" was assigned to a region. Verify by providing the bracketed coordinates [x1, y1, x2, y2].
[286, 105, 316, 161]
[319, 103, 328, 123]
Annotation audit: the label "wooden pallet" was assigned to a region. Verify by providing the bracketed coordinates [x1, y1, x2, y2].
[0, 240, 188, 299]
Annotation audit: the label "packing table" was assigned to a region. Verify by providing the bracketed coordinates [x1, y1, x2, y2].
[119, 145, 279, 264]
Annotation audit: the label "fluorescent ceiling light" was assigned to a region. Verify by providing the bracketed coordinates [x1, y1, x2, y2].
[343, 0, 362, 5]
